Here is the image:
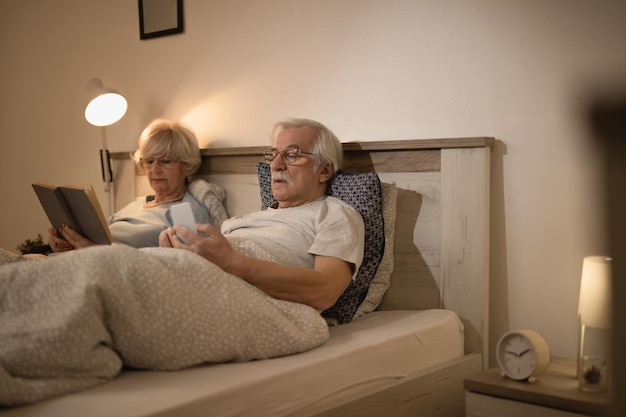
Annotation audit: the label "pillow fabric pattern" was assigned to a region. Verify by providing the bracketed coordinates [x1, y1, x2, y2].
[257, 164, 275, 211]
[256, 163, 385, 324]
[353, 181, 397, 319]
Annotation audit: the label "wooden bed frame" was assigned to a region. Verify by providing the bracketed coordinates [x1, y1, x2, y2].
[112, 136, 493, 416]
[4, 137, 491, 417]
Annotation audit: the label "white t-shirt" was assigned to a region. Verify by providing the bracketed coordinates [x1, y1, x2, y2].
[221, 195, 364, 280]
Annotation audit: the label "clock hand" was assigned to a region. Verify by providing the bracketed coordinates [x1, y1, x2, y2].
[519, 348, 531, 356]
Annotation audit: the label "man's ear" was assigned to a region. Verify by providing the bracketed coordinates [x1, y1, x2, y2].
[319, 163, 334, 183]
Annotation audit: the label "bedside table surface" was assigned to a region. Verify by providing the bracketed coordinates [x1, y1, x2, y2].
[464, 358, 612, 416]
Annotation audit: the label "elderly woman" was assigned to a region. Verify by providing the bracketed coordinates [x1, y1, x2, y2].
[48, 118, 228, 252]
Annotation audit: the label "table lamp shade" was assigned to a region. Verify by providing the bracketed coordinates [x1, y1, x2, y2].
[578, 256, 612, 329]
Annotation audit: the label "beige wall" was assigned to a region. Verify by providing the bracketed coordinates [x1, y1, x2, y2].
[1, 0, 625, 362]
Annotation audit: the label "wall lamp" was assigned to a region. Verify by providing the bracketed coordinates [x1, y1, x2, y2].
[84, 78, 127, 216]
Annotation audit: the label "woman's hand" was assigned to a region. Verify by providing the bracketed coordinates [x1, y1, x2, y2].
[53, 224, 95, 251]
[159, 224, 235, 271]
[48, 227, 74, 253]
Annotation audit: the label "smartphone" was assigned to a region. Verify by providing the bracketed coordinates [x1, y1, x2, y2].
[169, 202, 197, 244]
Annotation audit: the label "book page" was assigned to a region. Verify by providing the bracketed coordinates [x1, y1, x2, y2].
[60, 185, 112, 245]
[32, 183, 81, 233]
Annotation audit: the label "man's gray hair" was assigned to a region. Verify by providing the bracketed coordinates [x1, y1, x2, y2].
[270, 118, 343, 174]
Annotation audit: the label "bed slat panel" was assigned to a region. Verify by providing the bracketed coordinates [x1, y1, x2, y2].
[377, 172, 442, 311]
[441, 147, 490, 366]
[342, 149, 440, 173]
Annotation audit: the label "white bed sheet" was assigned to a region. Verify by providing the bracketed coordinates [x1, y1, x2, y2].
[0, 309, 464, 417]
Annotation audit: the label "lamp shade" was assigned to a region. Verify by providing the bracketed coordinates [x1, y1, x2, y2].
[578, 256, 612, 329]
[84, 78, 127, 127]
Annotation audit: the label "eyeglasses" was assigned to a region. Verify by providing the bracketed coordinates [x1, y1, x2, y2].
[263, 148, 316, 164]
[140, 158, 180, 169]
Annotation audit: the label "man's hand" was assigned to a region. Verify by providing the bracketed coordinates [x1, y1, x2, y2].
[159, 225, 200, 248]
[159, 224, 235, 271]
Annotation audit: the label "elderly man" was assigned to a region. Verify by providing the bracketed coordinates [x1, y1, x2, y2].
[161, 118, 365, 312]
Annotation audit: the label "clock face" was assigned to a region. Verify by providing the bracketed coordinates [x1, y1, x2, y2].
[497, 333, 537, 380]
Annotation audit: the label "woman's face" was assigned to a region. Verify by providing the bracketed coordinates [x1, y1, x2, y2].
[140, 156, 187, 196]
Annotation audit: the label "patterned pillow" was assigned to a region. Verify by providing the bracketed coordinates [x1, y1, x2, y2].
[257, 163, 385, 324]
[353, 181, 397, 319]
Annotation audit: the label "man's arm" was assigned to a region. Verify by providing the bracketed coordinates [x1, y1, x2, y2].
[160, 224, 353, 311]
[226, 252, 353, 311]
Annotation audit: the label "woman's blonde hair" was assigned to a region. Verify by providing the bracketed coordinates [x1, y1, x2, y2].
[131, 119, 201, 176]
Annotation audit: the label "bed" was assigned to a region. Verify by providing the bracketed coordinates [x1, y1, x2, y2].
[0, 137, 493, 417]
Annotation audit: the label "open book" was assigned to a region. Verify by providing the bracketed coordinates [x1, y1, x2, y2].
[32, 183, 113, 245]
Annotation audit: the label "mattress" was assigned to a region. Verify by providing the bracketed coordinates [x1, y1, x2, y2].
[1, 309, 464, 417]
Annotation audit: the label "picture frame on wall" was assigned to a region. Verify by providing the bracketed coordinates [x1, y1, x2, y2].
[139, 0, 184, 40]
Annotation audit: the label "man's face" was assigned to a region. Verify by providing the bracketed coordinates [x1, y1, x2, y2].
[270, 126, 332, 208]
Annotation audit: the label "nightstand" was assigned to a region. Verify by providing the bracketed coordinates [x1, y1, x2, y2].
[464, 358, 612, 417]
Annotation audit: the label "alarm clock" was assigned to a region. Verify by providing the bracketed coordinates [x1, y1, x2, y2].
[496, 329, 551, 382]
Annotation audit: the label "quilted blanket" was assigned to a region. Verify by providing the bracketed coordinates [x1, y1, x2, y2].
[0, 245, 329, 406]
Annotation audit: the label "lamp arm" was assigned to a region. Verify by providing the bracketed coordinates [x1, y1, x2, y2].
[99, 126, 114, 216]
[100, 149, 113, 184]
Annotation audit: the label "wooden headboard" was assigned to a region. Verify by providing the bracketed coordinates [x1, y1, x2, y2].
[111, 136, 493, 366]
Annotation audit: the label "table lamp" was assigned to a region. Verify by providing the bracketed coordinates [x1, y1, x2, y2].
[577, 256, 612, 380]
